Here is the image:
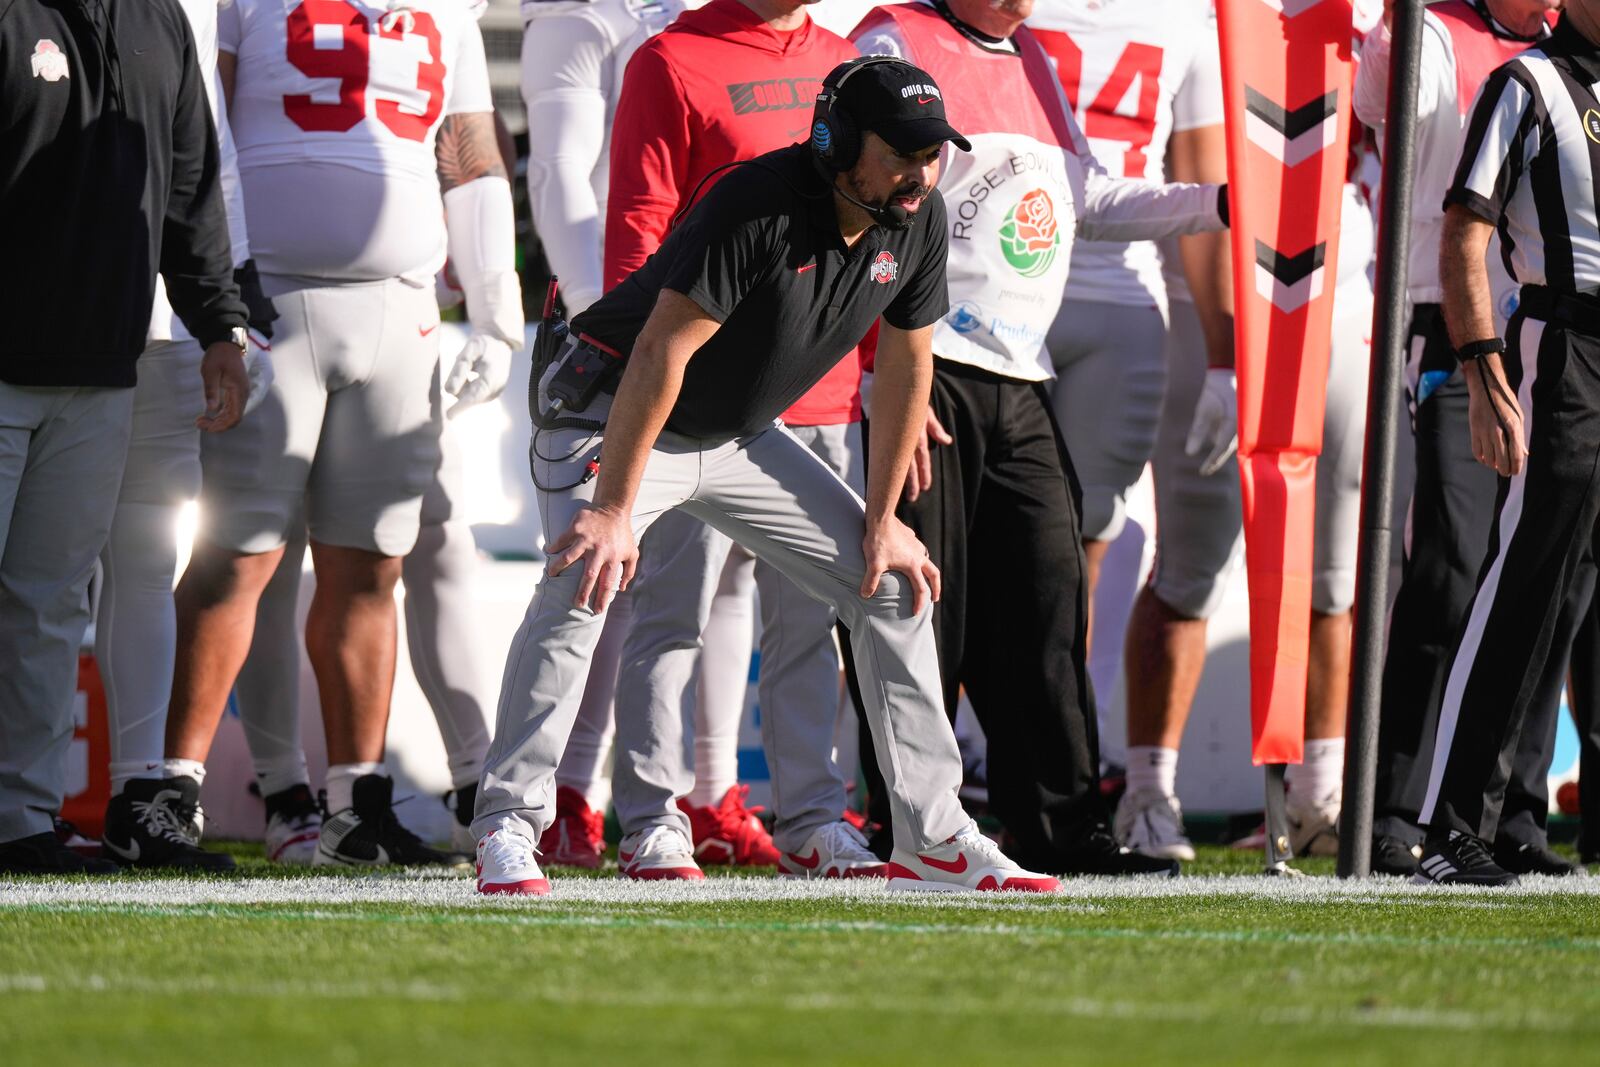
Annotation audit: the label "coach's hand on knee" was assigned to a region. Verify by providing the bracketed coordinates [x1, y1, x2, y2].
[861, 517, 941, 616]
[546, 504, 637, 614]
[1465, 356, 1527, 477]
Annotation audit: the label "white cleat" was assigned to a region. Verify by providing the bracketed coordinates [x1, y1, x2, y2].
[886, 822, 1060, 893]
[778, 820, 887, 879]
[1287, 788, 1341, 857]
[263, 784, 321, 866]
[618, 825, 705, 881]
[1114, 788, 1197, 862]
[476, 827, 551, 896]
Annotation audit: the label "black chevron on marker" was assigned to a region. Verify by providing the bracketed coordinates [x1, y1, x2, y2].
[1254, 241, 1326, 285]
[1244, 88, 1339, 139]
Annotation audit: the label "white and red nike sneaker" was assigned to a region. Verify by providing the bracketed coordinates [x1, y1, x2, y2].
[475, 827, 551, 896]
[618, 825, 705, 881]
[778, 819, 887, 879]
[887, 823, 1061, 893]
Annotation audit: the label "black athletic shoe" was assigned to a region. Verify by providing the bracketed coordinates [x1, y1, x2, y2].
[316, 775, 466, 868]
[101, 777, 235, 871]
[1371, 834, 1421, 876]
[1414, 830, 1518, 886]
[0, 831, 121, 875]
[1493, 839, 1584, 877]
[1054, 827, 1181, 878]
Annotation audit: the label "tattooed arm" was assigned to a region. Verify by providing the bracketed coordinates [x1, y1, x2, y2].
[436, 111, 509, 192]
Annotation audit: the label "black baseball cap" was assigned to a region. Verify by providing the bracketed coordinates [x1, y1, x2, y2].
[837, 59, 972, 154]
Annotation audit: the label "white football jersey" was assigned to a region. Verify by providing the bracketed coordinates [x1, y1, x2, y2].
[520, 0, 684, 312]
[1027, 0, 1220, 307]
[220, 0, 493, 282]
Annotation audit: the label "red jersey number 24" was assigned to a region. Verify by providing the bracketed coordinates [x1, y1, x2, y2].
[1033, 30, 1164, 176]
[284, 0, 446, 142]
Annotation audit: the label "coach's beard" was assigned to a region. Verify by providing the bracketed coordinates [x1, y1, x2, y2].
[844, 174, 927, 231]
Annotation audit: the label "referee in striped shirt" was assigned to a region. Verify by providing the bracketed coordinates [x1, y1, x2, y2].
[1418, 0, 1600, 885]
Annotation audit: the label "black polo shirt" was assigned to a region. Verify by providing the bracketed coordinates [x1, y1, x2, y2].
[572, 144, 950, 441]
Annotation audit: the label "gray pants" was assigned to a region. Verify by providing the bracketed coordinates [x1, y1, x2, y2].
[0, 384, 134, 843]
[612, 422, 863, 852]
[1147, 287, 1372, 619]
[1048, 300, 1169, 543]
[474, 416, 966, 852]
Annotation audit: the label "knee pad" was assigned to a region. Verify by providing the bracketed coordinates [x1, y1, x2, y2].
[1079, 486, 1128, 544]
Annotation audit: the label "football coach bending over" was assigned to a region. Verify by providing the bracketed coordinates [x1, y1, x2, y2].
[473, 57, 1058, 896]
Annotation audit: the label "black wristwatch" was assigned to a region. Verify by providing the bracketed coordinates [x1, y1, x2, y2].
[1456, 337, 1505, 363]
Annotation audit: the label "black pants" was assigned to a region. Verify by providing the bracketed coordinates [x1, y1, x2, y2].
[1425, 309, 1600, 841]
[1566, 594, 1600, 858]
[851, 358, 1103, 870]
[1374, 307, 1582, 847]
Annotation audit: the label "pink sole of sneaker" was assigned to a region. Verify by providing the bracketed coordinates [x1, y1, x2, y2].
[619, 867, 705, 881]
[884, 862, 1061, 893]
[778, 866, 887, 880]
[477, 879, 552, 896]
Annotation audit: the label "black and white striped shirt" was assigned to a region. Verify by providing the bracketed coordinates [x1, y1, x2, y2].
[1448, 17, 1600, 294]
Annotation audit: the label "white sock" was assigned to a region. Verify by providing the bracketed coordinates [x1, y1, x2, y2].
[689, 733, 740, 808]
[161, 758, 207, 784]
[253, 752, 310, 799]
[324, 761, 385, 814]
[1125, 746, 1179, 798]
[1286, 738, 1345, 799]
[109, 760, 164, 796]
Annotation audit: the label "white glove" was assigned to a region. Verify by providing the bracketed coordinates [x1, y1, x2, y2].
[444, 332, 513, 417]
[242, 342, 274, 416]
[1184, 367, 1239, 477]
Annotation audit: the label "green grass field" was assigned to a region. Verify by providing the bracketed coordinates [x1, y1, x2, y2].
[3, 847, 1598, 1066]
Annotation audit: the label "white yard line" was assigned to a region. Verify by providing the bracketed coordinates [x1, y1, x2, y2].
[2, 872, 1598, 910]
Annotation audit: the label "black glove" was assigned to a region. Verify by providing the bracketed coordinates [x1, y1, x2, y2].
[1217, 183, 1230, 228]
[234, 259, 279, 340]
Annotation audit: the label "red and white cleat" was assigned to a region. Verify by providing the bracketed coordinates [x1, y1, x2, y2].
[778, 819, 886, 879]
[618, 825, 705, 881]
[678, 784, 780, 866]
[476, 828, 551, 896]
[887, 823, 1061, 893]
[537, 785, 606, 869]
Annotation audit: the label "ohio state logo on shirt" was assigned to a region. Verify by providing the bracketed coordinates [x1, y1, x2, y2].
[870, 251, 898, 284]
[31, 39, 69, 82]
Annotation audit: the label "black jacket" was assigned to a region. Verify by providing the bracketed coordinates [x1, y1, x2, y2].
[0, 0, 245, 386]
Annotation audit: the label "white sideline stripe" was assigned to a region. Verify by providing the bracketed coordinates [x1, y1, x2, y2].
[4, 872, 1600, 909]
[0, 969, 1585, 1034]
[1421, 314, 1543, 825]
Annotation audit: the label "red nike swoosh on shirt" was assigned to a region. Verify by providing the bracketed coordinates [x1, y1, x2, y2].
[917, 97, 936, 104]
[419, 323, 438, 337]
[917, 851, 968, 874]
[797, 263, 817, 274]
[787, 849, 821, 869]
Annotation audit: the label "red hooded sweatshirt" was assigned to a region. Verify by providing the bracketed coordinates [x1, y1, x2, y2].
[604, 0, 863, 426]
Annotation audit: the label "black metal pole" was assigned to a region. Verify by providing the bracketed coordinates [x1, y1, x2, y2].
[1338, 0, 1426, 879]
